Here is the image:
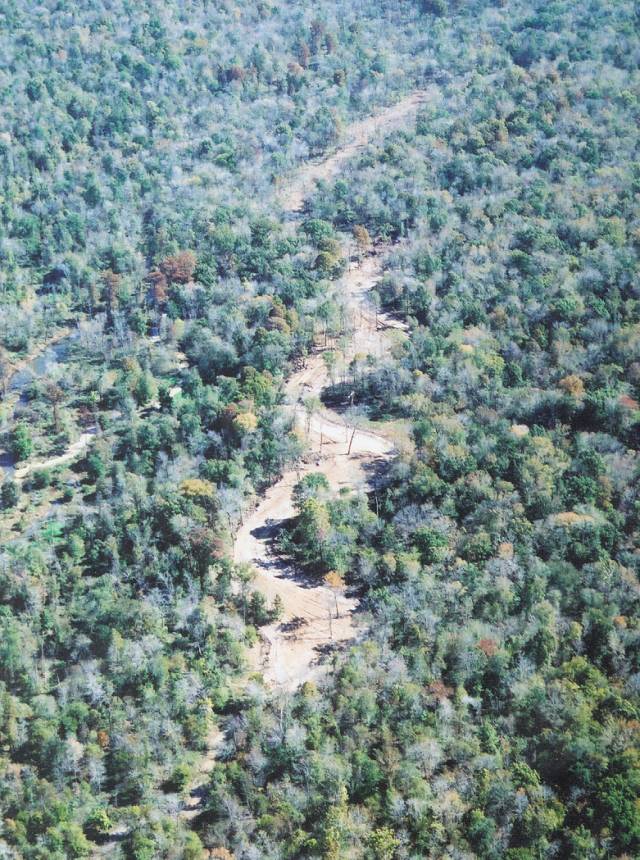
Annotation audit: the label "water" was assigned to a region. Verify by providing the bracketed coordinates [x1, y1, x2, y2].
[9, 337, 72, 394]
[2, 333, 76, 480]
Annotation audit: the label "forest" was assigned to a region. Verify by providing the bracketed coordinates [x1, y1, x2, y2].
[0, 0, 639, 858]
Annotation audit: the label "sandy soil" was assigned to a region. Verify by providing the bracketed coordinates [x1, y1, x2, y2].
[234, 248, 407, 689]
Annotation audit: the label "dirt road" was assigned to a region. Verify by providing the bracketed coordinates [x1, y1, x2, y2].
[279, 89, 431, 212]
[234, 86, 424, 688]
[12, 429, 97, 482]
[235, 252, 406, 688]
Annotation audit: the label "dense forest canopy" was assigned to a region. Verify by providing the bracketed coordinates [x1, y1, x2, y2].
[0, 0, 639, 858]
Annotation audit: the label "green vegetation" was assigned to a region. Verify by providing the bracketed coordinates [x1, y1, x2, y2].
[1, 0, 639, 858]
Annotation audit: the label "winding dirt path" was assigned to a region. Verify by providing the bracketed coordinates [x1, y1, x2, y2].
[233, 89, 425, 689]
[234, 255, 406, 689]
[12, 429, 97, 482]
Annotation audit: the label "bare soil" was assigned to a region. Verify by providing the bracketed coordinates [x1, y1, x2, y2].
[234, 251, 407, 689]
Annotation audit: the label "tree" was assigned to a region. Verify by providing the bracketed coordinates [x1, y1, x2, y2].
[45, 381, 65, 432]
[183, 832, 206, 860]
[302, 396, 321, 436]
[146, 268, 168, 307]
[84, 808, 113, 840]
[293, 473, 330, 508]
[10, 423, 33, 461]
[413, 526, 448, 564]
[353, 224, 371, 255]
[86, 442, 109, 483]
[159, 251, 197, 284]
[272, 594, 284, 620]
[323, 351, 338, 384]
[164, 762, 191, 792]
[322, 785, 349, 860]
[558, 374, 585, 399]
[596, 774, 640, 852]
[189, 526, 219, 589]
[134, 371, 158, 406]
[101, 270, 121, 320]
[294, 498, 331, 567]
[47, 822, 92, 858]
[368, 827, 399, 860]
[1, 480, 19, 509]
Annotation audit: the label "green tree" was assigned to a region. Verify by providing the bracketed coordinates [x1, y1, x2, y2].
[367, 827, 399, 860]
[10, 423, 33, 461]
[1, 479, 19, 509]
